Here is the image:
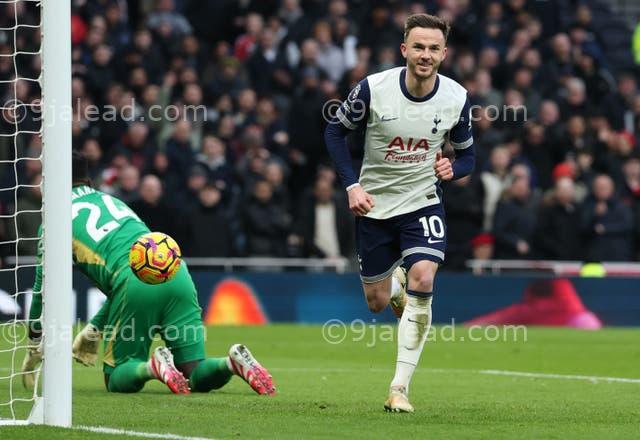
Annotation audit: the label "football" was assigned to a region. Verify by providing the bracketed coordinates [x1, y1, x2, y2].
[129, 232, 182, 284]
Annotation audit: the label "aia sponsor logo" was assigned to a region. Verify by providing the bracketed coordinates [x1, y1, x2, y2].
[384, 136, 429, 163]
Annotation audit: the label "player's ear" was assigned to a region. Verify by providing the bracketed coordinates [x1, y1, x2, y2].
[442, 46, 448, 62]
[400, 42, 407, 59]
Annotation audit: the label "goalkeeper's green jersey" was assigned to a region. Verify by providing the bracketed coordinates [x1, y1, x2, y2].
[33, 185, 150, 297]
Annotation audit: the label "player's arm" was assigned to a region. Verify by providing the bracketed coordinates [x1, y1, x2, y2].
[436, 96, 475, 181]
[27, 226, 44, 340]
[324, 79, 375, 216]
[22, 227, 43, 388]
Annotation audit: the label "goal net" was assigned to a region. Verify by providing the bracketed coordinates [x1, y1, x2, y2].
[0, 0, 71, 427]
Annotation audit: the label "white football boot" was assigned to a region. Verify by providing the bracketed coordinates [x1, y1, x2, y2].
[149, 346, 191, 394]
[384, 385, 414, 413]
[228, 344, 276, 396]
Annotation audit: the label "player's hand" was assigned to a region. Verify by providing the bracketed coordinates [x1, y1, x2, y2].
[72, 323, 101, 367]
[434, 152, 453, 181]
[347, 185, 375, 216]
[21, 337, 43, 389]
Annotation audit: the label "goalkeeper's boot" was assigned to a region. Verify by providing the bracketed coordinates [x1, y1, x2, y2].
[150, 346, 190, 394]
[384, 386, 414, 413]
[72, 323, 101, 367]
[21, 338, 42, 389]
[390, 266, 408, 318]
[228, 344, 276, 396]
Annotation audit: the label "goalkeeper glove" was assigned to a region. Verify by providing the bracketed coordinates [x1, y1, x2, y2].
[72, 323, 101, 367]
[21, 337, 42, 389]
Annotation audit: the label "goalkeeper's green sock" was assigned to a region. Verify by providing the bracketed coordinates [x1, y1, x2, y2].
[189, 357, 233, 392]
[108, 360, 153, 393]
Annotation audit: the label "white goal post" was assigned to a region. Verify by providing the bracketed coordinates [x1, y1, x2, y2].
[0, 0, 72, 427]
[40, 0, 72, 427]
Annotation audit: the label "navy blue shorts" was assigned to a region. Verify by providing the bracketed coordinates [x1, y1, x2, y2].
[355, 203, 446, 283]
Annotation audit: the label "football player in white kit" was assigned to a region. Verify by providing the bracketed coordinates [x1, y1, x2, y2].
[325, 13, 475, 412]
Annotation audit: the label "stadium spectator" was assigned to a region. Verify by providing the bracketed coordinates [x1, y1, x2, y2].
[113, 122, 156, 173]
[473, 106, 505, 167]
[481, 145, 511, 231]
[492, 170, 538, 259]
[263, 160, 290, 212]
[473, 68, 502, 108]
[580, 174, 634, 261]
[146, 0, 192, 39]
[521, 122, 553, 189]
[113, 165, 140, 204]
[234, 12, 263, 62]
[533, 177, 582, 260]
[165, 120, 196, 185]
[196, 135, 234, 196]
[241, 179, 291, 257]
[129, 174, 176, 237]
[542, 33, 574, 96]
[246, 28, 291, 95]
[601, 73, 637, 131]
[81, 138, 104, 182]
[291, 176, 353, 259]
[443, 175, 485, 270]
[184, 185, 233, 258]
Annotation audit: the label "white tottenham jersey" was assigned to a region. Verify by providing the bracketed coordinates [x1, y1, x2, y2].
[336, 67, 473, 219]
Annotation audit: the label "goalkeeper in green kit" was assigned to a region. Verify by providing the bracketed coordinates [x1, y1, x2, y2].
[22, 151, 275, 395]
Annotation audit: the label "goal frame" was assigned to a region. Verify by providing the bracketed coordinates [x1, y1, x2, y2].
[28, 0, 72, 427]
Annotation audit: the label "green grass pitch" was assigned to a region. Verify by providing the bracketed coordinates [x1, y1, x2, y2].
[1, 324, 639, 439]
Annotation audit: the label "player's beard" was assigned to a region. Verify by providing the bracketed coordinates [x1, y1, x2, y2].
[409, 57, 439, 81]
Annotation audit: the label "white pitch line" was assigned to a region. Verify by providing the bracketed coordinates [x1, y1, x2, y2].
[271, 367, 640, 384]
[479, 369, 640, 384]
[3, 366, 639, 384]
[74, 425, 214, 440]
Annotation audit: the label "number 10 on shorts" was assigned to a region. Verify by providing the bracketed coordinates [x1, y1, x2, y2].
[419, 215, 444, 239]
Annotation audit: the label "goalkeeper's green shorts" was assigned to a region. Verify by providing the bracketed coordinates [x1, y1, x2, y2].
[102, 263, 205, 375]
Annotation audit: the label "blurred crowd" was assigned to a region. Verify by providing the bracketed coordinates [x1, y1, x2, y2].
[1, 0, 640, 268]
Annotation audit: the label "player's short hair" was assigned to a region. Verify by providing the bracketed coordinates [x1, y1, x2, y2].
[404, 13, 450, 42]
[72, 150, 90, 184]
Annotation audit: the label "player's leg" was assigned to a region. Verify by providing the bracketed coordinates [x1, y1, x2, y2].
[106, 359, 153, 393]
[356, 216, 403, 313]
[106, 348, 190, 394]
[103, 274, 190, 394]
[177, 345, 275, 395]
[362, 277, 392, 312]
[158, 266, 230, 392]
[161, 265, 275, 395]
[102, 288, 155, 393]
[386, 204, 445, 412]
[391, 260, 437, 385]
[178, 358, 232, 392]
